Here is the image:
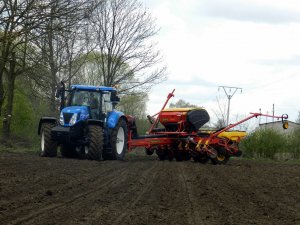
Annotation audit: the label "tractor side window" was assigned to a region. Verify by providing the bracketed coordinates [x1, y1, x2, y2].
[90, 92, 100, 119]
[102, 93, 112, 114]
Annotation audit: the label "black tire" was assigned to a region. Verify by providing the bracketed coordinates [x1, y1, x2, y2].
[158, 155, 165, 161]
[193, 155, 209, 164]
[166, 149, 174, 161]
[211, 151, 229, 165]
[109, 119, 128, 160]
[85, 125, 104, 161]
[40, 123, 57, 157]
[174, 150, 183, 161]
[145, 148, 154, 156]
[60, 145, 78, 158]
[183, 151, 191, 161]
[156, 150, 165, 161]
[156, 149, 173, 161]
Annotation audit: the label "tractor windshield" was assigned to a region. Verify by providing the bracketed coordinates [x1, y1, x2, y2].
[68, 90, 113, 120]
[70, 90, 101, 107]
[69, 90, 102, 119]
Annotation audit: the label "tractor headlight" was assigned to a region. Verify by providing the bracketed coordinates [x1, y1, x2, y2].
[69, 113, 78, 126]
[59, 112, 64, 125]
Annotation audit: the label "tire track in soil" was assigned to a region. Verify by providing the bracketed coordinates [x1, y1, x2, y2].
[8, 167, 129, 225]
[1, 160, 123, 207]
[1, 153, 299, 225]
[178, 163, 205, 225]
[111, 161, 160, 225]
[0, 158, 128, 223]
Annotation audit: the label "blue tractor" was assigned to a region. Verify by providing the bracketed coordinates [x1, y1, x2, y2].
[38, 82, 128, 160]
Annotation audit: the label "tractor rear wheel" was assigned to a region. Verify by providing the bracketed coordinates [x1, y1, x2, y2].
[40, 123, 57, 157]
[85, 125, 103, 161]
[109, 119, 128, 160]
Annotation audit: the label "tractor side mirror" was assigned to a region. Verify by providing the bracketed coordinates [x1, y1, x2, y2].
[111, 91, 120, 103]
[115, 96, 120, 102]
[55, 81, 65, 98]
[55, 88, 62, 98]
[56, 81, 66, 110]
[282, 121, 289, 129]
[281, 114, 289, 130]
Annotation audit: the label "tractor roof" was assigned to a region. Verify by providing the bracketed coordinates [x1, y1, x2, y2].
[71, 85, 116, 92]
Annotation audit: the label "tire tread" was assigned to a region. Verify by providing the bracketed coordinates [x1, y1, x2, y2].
[40, 123, 57, 157]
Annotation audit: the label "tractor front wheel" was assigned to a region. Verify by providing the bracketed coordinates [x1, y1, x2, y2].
[85, 125, 104, 161]
[40, 123, 57, 157]
[109, 119, 128, 160]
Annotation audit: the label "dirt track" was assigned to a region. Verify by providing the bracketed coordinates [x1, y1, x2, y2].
[0, 152, 299, 225]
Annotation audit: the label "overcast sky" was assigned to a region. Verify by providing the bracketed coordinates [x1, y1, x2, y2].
[143, 0, 300, 129]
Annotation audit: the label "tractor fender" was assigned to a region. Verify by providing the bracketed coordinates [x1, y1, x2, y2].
[107, 110, 127, 129]
[38, 117, 57, 135]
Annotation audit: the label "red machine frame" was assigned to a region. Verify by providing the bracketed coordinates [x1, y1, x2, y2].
[127, 89, 288, 164]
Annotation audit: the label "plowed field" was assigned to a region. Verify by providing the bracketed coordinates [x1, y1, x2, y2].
[0, 152, 299, 225]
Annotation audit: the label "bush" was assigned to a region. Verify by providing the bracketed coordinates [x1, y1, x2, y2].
[0, 83, 51, 148]
[240, 129, 289, 159]
[135, 118, 150, 135]
[287, 128, 300, 159]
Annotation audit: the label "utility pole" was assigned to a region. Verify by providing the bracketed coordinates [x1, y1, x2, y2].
[218, 86, 242, 126]
[272, 104, 275, 122]
[259, 108, 261, 124]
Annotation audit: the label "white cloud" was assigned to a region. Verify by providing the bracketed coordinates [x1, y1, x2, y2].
[145, 0, 300, 125]
[195, 0, 300, 24]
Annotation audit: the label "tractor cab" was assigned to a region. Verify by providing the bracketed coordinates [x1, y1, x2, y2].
[57, 84, 120, 127]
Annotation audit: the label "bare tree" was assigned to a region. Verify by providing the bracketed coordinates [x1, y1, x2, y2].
[31, 0, 93, 112]
[296, 111, 300, 123]
[232, 114, 251, 131]
[0, 0, 92, 137]
[0, 0, 53, 137]
[117, 93, 148, 119]
[0, 0, 36, 115]
[169, 99, 198, 108]
[211, 96, 226, 129]
[86, 0, 166, 93]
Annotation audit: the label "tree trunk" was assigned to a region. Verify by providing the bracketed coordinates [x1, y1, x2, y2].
[0, 66, 5, 117]
[2, 54, 16, 139]
[0, 44, 11, 117]
[50, 84, 57, 115]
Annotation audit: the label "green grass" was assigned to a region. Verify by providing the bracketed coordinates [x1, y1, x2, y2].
[0, 135, 38, 153]
[239, 155, 300, 164]
[240, 128, 300, 160]
[0, 144, 37, 153]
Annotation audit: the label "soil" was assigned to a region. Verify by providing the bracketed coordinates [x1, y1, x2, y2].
[0, 151, 299, 225]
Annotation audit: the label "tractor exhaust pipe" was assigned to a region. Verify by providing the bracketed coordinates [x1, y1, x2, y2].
[55, 81, 66, 111]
